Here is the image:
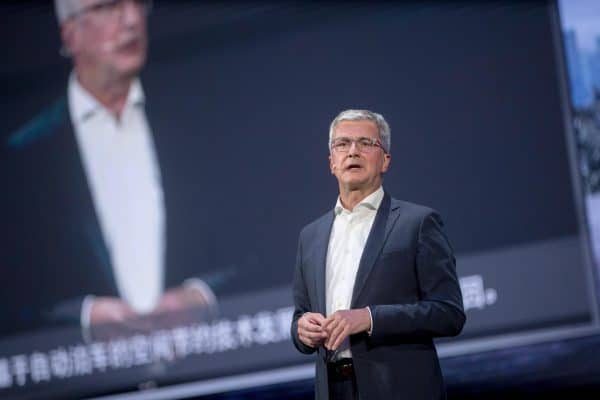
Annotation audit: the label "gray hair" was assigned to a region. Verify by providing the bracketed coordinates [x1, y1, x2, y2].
[54, 0, 80, 24]
[329, 109, 391, 153]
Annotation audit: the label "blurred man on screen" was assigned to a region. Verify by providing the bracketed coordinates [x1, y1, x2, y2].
[1, 0, 216, 340]
[291, 109, 465, 399]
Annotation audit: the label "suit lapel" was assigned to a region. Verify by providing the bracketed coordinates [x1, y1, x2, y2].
[143, 95, 169, 288]
[314, 211, 335, 315]
[9, 95, 117, 295]
[58, 105, 115, 289]
[350, 193, 401, 307]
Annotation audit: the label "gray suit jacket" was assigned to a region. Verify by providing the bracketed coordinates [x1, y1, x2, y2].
[291, 192, 465, 400]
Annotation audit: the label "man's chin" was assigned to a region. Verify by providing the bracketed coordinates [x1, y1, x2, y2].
[342, 179, 367, 192]
[341, 177, 382, 193]
[114, 54, 146, 76]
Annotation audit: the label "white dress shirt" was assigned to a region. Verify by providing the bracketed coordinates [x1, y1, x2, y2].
[326, 186, 383, 359]
[68, 74, 165, 316]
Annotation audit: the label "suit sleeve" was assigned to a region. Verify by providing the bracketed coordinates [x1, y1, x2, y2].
[369, 212, 465, 341]
[290, 232, 317, 354]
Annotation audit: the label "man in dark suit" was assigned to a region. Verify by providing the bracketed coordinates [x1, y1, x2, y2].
[0, 0, 217, 339]
[291, 109, 465, 400]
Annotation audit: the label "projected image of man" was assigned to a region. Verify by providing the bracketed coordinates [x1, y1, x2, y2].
[2, 0, 217, 339]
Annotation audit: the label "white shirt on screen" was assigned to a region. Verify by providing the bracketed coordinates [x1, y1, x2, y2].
[68, 73, 165, 317]
[326, 186, 382, 359]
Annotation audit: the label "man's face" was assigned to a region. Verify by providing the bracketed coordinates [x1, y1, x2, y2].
[63, 0, 148, 82]
[329, 120, 391, 193]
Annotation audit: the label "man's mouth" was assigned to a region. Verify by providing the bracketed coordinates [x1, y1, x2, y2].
[116, 36, 143, 52]
[345, 163, 362, 171]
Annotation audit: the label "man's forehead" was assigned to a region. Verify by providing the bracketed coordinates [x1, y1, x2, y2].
[334, 120, 379, 136]
[70, 0, 111, 13]
[56, 0, 103, 21]
[80, 0, 104, 8]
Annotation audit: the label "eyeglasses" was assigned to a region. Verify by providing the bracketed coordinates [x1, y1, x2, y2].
[70, 0, 152, 21]
[330, 137, 385, 153]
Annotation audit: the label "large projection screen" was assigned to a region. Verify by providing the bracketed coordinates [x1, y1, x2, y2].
[0, 1, 598, 398]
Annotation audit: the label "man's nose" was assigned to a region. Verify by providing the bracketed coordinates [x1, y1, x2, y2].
[347, 140, 360, 156]
[121, 0, 144, 26]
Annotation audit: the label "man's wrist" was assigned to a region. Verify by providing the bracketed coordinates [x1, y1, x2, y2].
[183, 278, 217, 304]
[80, 295, 95, 343]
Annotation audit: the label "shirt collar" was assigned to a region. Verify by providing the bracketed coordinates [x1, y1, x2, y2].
[334, 186, 384, 215]
[68, 72, 145, 123]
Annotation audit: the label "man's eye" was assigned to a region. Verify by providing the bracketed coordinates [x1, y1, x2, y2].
[92, 0, 120, 12]
[359, 139, 373, 146]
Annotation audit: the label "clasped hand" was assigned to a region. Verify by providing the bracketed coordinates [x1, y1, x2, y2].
[297, 308, 371, 351]
[87, 284, 217, 341]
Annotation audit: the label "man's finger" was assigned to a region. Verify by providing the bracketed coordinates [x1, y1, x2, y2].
[323, 315, 342, 334]
[328, 321, 347, 349]
[321, 316, 334, 332]
[299, 332, 321, 348]
[326, 319, 347, 349]
[307, 313, 326, 325]
[299, 321, 327, 337]
[300, 320, 324, 332]
[303, 313, 326, 327]
[301, 328, 327, 341]
[322, 317, 339, 346]
[331, 325, 350, 350]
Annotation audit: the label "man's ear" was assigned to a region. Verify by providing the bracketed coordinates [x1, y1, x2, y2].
[329, 154, 335, 175]
[60, 20, 77, 57]
[381, 153, 391, 173]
